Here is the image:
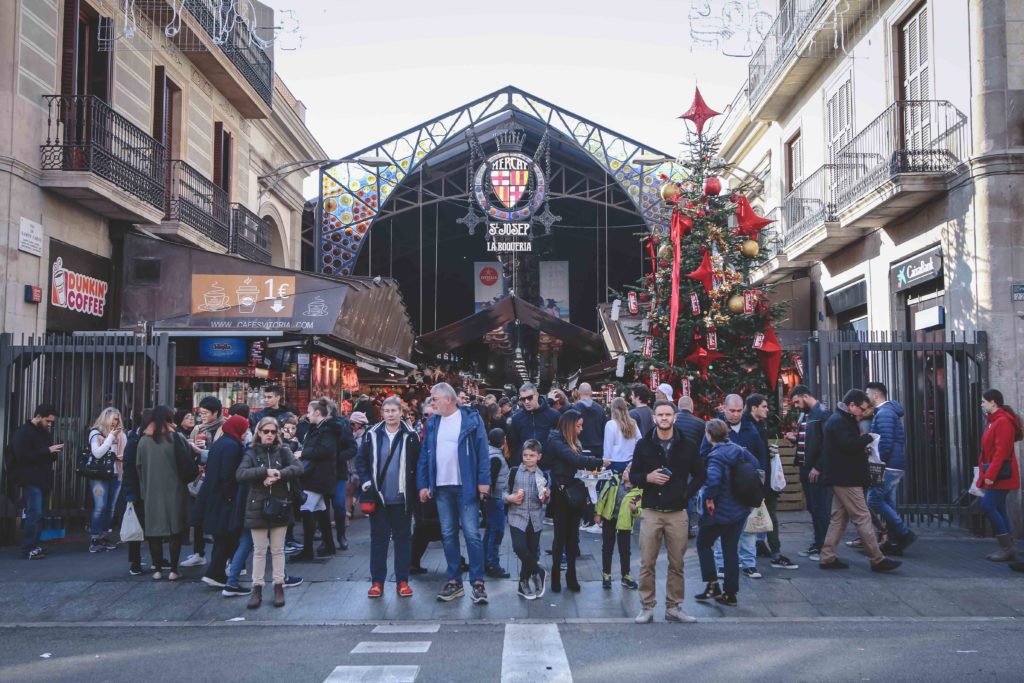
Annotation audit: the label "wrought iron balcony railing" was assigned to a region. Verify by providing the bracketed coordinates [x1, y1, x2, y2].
[748, 0, 827, 106]
[832, 100, 968, 212]
[167, 160, 231, 247]
[41, 95, 167, 210]
[230, 203, 272, 263]
[184, 0, 273, 106]
[781, 164, 838, 248]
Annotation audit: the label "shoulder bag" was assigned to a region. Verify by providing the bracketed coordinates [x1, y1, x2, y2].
[261, 449, 292, 525]
[172, 433, 200, 484]
[77, 430, 116, 480]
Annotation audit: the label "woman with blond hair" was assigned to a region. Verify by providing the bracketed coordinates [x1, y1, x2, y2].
[87, 407, 128, 553]
[602, 397, 640, 474]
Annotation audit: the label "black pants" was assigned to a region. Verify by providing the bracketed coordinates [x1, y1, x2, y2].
[510, 523, 542, 580]
[205, 530, 241, 583]
[550, 493, 581, 576]
[697, 520, 744, 595]
[601, 520, 631, 576]
[148, 531, 183, 572]
[128, 500, 146, 567]
[192, 524, 206, 557]
[302, 500, 335, 555]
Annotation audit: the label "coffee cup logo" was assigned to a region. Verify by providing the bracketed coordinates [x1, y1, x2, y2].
[303, 295, 329, 317]
[199, 282, 230, 312]
[236, 278, 259, 314]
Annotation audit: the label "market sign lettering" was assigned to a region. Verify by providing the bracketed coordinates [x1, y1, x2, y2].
[51, 257, 108, 318]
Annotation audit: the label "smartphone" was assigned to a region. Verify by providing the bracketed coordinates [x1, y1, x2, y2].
[658, 466, 672, 477]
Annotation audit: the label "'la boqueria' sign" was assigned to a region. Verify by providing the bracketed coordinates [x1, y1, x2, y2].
[472, 124, 546, 253]
[891, 246, 943, 293]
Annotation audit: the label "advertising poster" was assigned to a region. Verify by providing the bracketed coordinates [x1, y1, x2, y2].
[474, 261, 505, 312]
[47, 239, 112, 332]
[539, 261, 570, 321]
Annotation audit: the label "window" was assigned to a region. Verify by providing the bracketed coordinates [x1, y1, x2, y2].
[900, 3, 932, 150]
[61, 0, 111, 99]
[785, 131, 803, 193]
[826, 80, 853, 162]
[214, 122, 233, 195]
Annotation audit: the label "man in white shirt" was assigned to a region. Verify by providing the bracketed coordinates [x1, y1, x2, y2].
[417, 382, 492, 605]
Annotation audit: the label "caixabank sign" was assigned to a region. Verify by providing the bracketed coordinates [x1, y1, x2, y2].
[47, 239, 111, 332]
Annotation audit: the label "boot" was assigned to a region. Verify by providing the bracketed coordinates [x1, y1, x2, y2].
[550, 568, 561, 593]
[565, 564, 581, 592]
[273, 583, 285, 607]
[987, 534, 1016, 562]
[247, 585, 262, 609]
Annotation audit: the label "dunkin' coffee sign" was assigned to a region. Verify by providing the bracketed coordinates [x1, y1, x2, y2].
[47, 239, 112, 332]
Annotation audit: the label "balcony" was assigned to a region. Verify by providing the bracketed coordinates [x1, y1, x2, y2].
[39, 95, 167, 224]
[778, 164, 865, 261]
[749, 212, 809, 284]
[747, 0, 875, 121]
[154, 160, 230, 251]
[833, 101, 968, 229]
[230, 203, 272, 264]
[138, 1, 272, 117]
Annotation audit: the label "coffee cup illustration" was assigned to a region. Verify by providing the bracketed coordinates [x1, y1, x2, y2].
[303, 295, 328, 317]
[236, 278, 259, 313]
[199, 282, 230, 312]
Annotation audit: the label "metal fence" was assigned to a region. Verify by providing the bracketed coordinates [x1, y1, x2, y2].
[40, 94, 167, 210]
[781, 164, 838, 248]
[805, 330, 988, 530]
[168, 159, 231, 247]
[748, 0, 826, 104]
[184, 0, 273, 106]
[230, 203, 272, 263]
[0, 333, 175, 543]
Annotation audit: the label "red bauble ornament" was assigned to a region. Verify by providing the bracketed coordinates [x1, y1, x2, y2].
[704, 176, 722, 196]
[684, 250, 715, 294]
[638, 292, 651, 303]
[651, 234, 661, 246]
[658, 259, 670, 268]
[678, 86, 721, 137]
[696, 210, 705, 218]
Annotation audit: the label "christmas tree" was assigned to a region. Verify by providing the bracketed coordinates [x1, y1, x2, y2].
[619, 88, 796, 417]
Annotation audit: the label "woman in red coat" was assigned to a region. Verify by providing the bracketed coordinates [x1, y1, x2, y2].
[977, 389, 1022, 561]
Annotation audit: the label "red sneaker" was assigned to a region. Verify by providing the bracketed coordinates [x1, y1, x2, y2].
[397, 581, 414, 598]
[367, 583, 384, 598]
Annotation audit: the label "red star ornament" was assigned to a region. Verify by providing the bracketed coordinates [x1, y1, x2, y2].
[756, 325, 784, 391]
[734, 196, 775, 238]
[684, 249, 715, 294]
[684, 345, 726, 380]
[678, 87, 721, 137]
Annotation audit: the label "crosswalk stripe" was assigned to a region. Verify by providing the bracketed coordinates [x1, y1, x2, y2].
[351, 641, 432, 654]
[501, 624, 572, 682]
[323, 665, 420, 682]
[372, 624, 441, 634]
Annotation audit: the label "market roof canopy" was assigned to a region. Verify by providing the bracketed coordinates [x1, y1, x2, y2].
[416, 295, 606, 357]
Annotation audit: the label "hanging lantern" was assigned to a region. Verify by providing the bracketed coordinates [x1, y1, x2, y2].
[740, 239, 760, 258]
[659, 181, 682, 204]
[657, 242, 674, 260]
[727, 295, 745, 314]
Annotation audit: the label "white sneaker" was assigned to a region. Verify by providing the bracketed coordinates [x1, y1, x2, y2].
[634, 608, 654, 624]
[582, 523, 603, 534]
[665, 607, 697, 623]
[180, 553, 206, 567]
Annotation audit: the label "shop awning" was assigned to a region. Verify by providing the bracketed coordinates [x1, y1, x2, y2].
[415, 295, 606, 357]
[119, 233, 415, 363]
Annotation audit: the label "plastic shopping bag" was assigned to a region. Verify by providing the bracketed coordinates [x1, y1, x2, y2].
[969, 466, 984, 497]
[770, 449, 786, 492]
[120, 502, 144, 543]
[744, 502, 774, 534]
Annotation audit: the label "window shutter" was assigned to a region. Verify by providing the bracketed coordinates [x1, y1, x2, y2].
[213, 121, 224, 187]
[152, 66, 166, 144]
[901, 4, 932, 151]
[826, 80, 854, 162]
[61, 0, 81, 96]
[792, 135, 803, 185]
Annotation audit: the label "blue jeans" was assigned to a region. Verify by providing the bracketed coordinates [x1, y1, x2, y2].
[981, 489, 1011, 536]
[227, 529, 253, 586]
[714, 527, 756, 569]
[434, 485, 484, 583]
[698, 519, 745, 595]
[370, 503, 412, 584]
[800, 468, 833, 549]
[483, 496, 506, 569]
[21, 486, 44, 552]
[867, 469, 911, 539]
[334, 479, 350, 542]
[89, 478, 121, 539]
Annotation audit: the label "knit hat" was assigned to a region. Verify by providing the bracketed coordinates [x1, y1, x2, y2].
[350, 411, 369, 426]
[657, 383, 674, 401]
[222, 414, 250, 442]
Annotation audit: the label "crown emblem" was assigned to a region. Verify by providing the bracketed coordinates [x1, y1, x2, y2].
[494, 124, 526, 152]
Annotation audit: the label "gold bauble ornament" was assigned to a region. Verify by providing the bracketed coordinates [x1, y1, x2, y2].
[727, 295, 745, 313]
[657, 242, 674, 260]
[659, 181, 681, 204]
[740, 239, 760, 258]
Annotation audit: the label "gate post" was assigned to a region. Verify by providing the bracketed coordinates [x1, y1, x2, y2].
[0, 333, 16, 545]
[155, 334, 176, 407]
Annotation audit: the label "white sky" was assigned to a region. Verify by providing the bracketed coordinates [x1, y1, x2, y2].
[260, 0, 775, 197]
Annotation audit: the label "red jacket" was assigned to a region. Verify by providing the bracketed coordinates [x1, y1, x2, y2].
[976, 408, 1022, 491]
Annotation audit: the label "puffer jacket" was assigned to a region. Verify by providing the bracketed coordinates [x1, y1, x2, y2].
[236, 443, 303, 528]
[298, 418, 339, 494]
[869, 401, 906, 470]
[700, 441, 761, 526]
[595, 472, 642, 532]
[976, 407, 1022, 491]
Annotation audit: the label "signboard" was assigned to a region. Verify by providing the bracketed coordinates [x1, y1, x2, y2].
[191, 274, 297, 318]
[891, 246, 943, 293]
[198, 337, 250, 364]
[1013, 284, 1024, 302]
[486, 222, 532, 252]
[539, 261, 570, 320]
[472, 127, 547, 222]
[474, 261, 505, 312]
[47, 239, 111, 332]
[19, 217, 43, 256]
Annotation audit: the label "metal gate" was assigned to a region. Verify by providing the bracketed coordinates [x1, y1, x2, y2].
[805, 330, 988, 529]
[0, 332, 175, 543]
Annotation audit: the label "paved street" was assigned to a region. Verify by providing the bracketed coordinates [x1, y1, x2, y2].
[1, 513, 1021, 681]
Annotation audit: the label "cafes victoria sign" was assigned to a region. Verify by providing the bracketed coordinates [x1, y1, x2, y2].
[472, 124, 546, 253]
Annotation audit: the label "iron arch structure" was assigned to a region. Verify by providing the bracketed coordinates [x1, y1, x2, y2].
[317, 85, 686, 277]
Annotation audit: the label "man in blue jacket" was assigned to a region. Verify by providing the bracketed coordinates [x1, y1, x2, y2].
[700, 394, 766, 578]
[418, 382, 492, 605]
[507, 382, 560, 466]
[865, 382, 916, 554]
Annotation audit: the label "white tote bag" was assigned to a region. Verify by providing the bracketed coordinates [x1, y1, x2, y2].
[770, 450, 786, 492]
[969, 466, 984, 497]
[120, 502, 145, 543]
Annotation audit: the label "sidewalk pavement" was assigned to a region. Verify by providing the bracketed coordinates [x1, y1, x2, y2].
[1, 512, 1022, 624]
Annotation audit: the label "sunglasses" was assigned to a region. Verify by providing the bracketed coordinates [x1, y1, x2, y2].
[260, 429, 278, 435]
[521, 394, 537, 401]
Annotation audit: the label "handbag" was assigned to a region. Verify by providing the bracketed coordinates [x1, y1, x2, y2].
[983, 459, 1013, 482]
[560, 479, 589, 511]
[969, 466, 984, 497]
[77, 431, 116, 480]
[172, 433, 200, 484]
[120, 502, 145, 543]
[769, 448, 786, 493]
[867, 461, 886, 488]
[262, 493, 291, 525]
[744, 501, 774, 533]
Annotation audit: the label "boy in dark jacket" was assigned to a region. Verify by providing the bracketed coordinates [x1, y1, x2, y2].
[865, 382, 916, 554]
[629, 401, 705, 624]
[12, 404, 62, 560]
[819, 389, 901, 573]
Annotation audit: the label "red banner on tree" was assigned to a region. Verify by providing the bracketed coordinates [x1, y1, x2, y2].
[752, 333, 765, 349]
[690, 292, 700, 315]
[744, 290, 758, 314]
[643, 336, 654, 357]
[605, 383, 615, 403]
[650, 367, 660, 388]
[680, 377, 691, 397]
[707, 327, 718, 350]
[627, 292, 638, 314]
[795, 357, 804, 378]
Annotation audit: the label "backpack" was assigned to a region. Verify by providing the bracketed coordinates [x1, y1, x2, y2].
[490, 449, 509, 498]
[731, 451, 765, 508]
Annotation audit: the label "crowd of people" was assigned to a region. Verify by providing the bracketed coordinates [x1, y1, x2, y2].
[9, 376, 1023, 619]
